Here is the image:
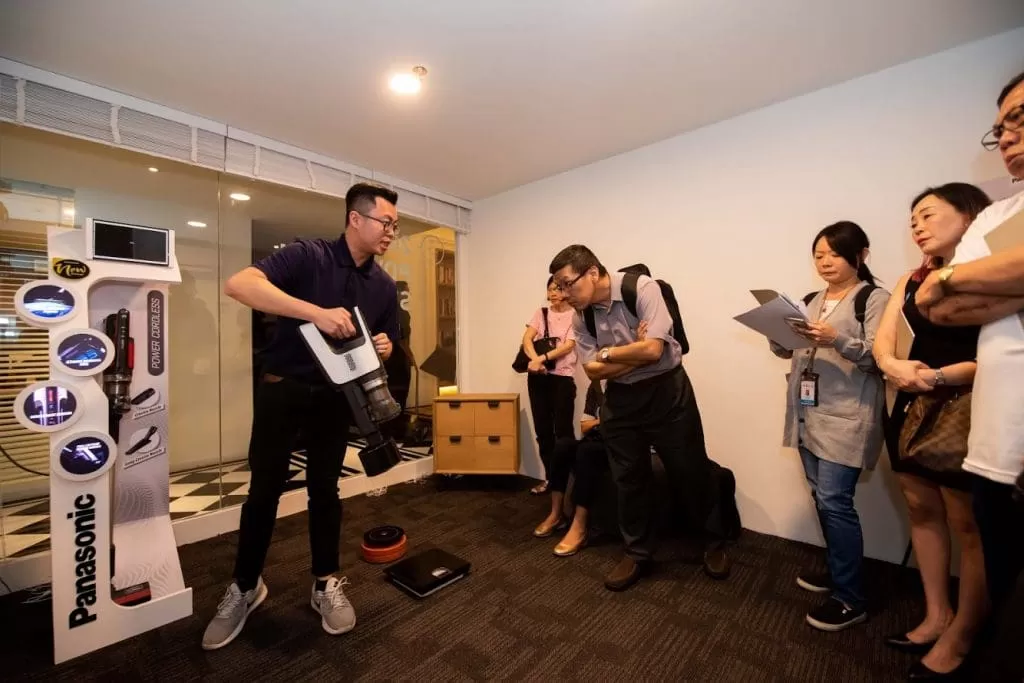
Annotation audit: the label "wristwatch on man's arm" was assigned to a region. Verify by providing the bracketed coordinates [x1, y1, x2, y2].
[599, 347, 611, 363]
[937, 265, 957, 296]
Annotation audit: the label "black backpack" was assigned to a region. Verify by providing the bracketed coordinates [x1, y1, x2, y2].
[802, 284, 879, 331]
[583, 264, 690, 355]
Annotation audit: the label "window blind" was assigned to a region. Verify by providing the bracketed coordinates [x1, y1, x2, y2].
[0, 62, 473, 233]
[0, 227, 50, 485]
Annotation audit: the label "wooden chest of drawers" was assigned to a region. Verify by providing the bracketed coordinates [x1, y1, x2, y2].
[433, 393, 520, 474]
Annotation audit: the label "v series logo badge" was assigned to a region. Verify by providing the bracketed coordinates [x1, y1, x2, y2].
[52, 258, 90, 280]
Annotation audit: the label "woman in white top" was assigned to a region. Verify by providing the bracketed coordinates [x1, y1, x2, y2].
[522, 276, 578, 496]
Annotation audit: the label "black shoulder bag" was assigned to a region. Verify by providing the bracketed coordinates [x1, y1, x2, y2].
[513, 307, 558, 373]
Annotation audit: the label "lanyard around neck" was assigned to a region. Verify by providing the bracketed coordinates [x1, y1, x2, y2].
[807, 284, 858, 369]
[815, 284, 857, 322]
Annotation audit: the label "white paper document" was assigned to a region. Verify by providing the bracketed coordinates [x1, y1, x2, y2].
[885, 309, 917, 415]
[735, 290, 813, 350]
[895, 310, 915, 361]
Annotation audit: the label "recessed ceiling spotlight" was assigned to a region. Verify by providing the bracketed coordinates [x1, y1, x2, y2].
[187, 220, 207, 228]
[390, 66, 427, 95]
[148, 167, 159, 173]
[229, 192, 251, 201]
[62, 207, 75, 218]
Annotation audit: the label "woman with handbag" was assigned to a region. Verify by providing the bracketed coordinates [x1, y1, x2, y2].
[770, 221, 889, 632]
[518, 276, 578, 497]
[873, 183, 991, 680]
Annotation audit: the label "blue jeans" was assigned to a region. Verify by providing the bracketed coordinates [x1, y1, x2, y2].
[799, 447, 864, 609]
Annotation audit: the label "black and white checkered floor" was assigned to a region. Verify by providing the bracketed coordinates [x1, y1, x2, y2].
[0, 439, 432, 560]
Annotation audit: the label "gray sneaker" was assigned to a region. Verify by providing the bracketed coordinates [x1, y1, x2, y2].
[201, 578, 268, 650]
[311, 576, 356, 635]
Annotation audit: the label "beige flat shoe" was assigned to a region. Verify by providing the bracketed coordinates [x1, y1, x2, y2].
[554, 533, 588, 557]
[533, 518, 567, 538]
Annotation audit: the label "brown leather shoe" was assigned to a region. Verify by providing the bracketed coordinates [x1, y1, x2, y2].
[604, 556, 647, 591]
[703, 541, 732, 580]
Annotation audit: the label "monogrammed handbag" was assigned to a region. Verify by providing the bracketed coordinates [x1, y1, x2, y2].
[898, 387, 972, 473]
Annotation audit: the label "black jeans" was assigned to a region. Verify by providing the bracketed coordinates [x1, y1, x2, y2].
[233, 376, 351, 590]
[548, 433, 608, 509]
[973, 476, 1024, 682]
[601, 367, 720, 561]
[527, 373, 576, 479]
[973, 477, 1024, 606]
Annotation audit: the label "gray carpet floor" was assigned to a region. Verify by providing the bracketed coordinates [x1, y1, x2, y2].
[0, 476, 969, 681]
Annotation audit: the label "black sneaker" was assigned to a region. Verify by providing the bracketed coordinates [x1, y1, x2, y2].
[796, 571, 832, 593]
[806, 597, 867, 632]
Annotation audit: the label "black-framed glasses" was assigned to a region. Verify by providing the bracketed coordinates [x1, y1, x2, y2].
[554, 271, 586, 292]
[357, 212, 400, 236]
[981, 104, 1024, 151]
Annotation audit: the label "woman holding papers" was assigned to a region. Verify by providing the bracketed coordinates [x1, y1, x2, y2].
[770, 221, 889, 633]
[873, 183, 990, 679]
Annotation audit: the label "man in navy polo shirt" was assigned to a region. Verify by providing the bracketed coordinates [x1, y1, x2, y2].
[202, 183, 401, 650]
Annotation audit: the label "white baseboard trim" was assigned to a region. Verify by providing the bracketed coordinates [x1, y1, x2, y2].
[0, 456, 434, 594]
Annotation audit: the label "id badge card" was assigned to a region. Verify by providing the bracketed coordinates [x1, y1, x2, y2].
[800, 371, 819, 407]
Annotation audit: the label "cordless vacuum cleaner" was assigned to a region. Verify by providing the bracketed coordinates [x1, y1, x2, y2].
[298, 307, 403, 477]
[102, 309, 152, 607]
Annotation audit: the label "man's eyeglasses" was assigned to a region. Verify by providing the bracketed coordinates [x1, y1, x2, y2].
[358, 212, 401, 236]
[981, 104, 1024, 151]
[553, 271, 586, 292]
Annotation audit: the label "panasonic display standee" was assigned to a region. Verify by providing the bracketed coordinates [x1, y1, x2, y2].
[12, 219, 191, 664]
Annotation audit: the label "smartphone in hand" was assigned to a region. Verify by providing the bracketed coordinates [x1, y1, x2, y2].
[785, 316, 810, 331]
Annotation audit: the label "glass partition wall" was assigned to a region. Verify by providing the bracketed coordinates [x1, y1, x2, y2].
[0, 122, 456, 561]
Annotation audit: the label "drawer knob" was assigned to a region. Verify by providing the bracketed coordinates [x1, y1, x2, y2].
[449, 436, 462, 444]
[488, 436, 500, 444]
[450, 401, 462, 409]
[486, 401, 500, 409]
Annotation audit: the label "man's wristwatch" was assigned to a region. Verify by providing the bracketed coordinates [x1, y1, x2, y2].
[599, 347, 611, 363]
[937, 265, 956, 296]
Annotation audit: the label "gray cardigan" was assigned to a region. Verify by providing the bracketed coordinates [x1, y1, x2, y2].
[770, 283, 890, 470]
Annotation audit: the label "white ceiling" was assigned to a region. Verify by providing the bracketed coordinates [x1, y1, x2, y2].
[1, 1, 1023, 201]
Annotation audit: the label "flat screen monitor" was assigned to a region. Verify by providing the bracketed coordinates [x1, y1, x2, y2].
[88, 219, 170, 266]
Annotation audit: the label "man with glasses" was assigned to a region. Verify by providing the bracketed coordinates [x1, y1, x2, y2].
[915, 69, 1024, 681]
[202, 183, 401, 649]
[549, 245, 731, 591]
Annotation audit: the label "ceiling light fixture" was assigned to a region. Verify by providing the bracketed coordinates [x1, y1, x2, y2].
[229, 192, 251, 201]
[148, 167, 159, 173]
[62, 207, 75, 218]
[187, 220, 207, 228]
[390, 66, 427, 95]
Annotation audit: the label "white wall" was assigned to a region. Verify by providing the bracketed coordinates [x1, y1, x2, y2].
[463, 28, 1024, 564]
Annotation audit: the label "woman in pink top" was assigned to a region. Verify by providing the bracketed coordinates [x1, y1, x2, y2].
[522, 276, 578, 498]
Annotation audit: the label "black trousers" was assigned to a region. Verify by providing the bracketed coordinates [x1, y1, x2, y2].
[233, 376, 351, 590]
[527, 373, 576, 479]
[973, 476, 1024, 682]
[548, 433, 608, 509]
[601, 367, 720, 561]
